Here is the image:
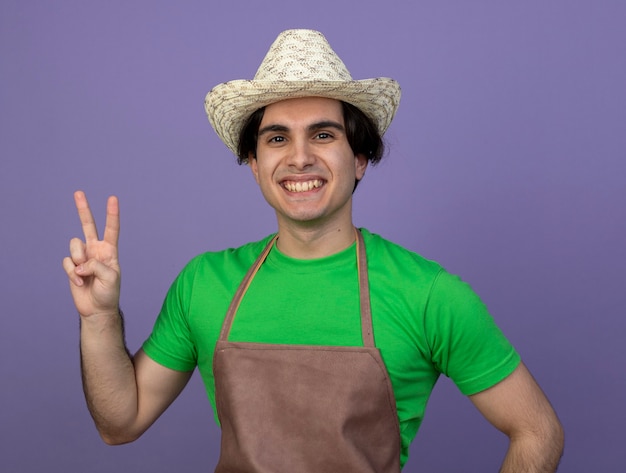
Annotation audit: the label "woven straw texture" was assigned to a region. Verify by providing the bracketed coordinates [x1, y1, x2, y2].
[205, 29, 401, 156]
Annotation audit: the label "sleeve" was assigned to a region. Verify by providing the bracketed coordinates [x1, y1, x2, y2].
[141, 258, 200, 372]
[424, 269, 521, 396]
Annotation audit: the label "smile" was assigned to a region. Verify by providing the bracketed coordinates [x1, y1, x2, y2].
[282, 179, 324, 193]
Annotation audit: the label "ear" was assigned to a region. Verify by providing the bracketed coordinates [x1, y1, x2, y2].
[248, 153, 260, 184]
[354, 154, 368, 180]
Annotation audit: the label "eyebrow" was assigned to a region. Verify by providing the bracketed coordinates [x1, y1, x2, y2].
[309, 121, 345, 133]
[258, 124, 289, 137]
[258, 120, 345, 137]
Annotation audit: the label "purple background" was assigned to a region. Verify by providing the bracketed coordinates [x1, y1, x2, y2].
[1, 1, 625, 471]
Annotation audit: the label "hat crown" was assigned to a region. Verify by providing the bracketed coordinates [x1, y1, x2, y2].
[253, 29, 353, 82]
[205, 29, 401, 156]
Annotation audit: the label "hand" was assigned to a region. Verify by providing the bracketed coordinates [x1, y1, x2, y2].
[63, 191, 121, 318]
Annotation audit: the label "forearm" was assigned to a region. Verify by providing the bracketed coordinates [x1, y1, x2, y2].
[80, 310, 139, 444]
[469, 363, 564, 473]
[499, 428, 564, 473]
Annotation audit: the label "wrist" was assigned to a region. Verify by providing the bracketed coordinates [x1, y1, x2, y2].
[80, 308, 125, 335]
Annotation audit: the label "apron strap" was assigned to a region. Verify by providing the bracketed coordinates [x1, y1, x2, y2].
[218, 229, 375, 348]
[218, 234, 278, 342]
[355, 228, 375, 348]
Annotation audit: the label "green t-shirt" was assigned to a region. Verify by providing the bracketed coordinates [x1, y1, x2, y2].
[143, 228, 520, 467]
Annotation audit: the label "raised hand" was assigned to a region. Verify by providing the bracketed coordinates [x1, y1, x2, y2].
[63, 191, 121, 318]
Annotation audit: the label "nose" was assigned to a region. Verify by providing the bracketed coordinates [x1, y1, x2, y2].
[286, 138, 316, 169]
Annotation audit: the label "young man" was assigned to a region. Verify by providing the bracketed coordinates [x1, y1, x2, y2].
[63, 29, 563, 472]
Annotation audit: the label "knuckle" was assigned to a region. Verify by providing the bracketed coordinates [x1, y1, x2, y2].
[69, 237, 84, 248]
[61, 257, 73, 273]
[69, 239, 86, 260]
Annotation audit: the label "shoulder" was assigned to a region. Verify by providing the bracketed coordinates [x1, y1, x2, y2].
[360, 228, 444, 283]
[181, 234, 275, 275]
[168, 234, 276, 296]
[361, 227, 487, 317]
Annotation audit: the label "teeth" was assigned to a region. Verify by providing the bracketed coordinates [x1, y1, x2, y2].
[284, 180, 322, 192]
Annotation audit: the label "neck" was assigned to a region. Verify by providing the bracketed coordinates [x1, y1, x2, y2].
[275, 219, 357, 259]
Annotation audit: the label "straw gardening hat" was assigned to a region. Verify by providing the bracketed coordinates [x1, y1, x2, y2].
[204, 29, 401, 156]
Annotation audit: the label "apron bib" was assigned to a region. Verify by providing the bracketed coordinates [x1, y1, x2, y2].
[213, 230, 401, 472]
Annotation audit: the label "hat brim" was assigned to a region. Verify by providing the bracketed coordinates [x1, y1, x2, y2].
[205, 78, 401, 156]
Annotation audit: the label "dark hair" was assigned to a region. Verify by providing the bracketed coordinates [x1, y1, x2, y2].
[237, 107, 266, 165]
[236, 101, 385, 166]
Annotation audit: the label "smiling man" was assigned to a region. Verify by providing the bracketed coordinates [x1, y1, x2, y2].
[64, 29, 563, 472]
[250, 97, 368, 257]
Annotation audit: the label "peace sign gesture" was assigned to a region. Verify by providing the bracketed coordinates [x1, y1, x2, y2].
[63, 191, 121, 318]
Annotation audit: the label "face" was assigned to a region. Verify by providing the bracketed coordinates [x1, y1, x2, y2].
[249, 97, 367, 230]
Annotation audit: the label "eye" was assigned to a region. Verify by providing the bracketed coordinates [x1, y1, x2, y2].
[315, 132, 332, 140]
[268, 135, 285, 143]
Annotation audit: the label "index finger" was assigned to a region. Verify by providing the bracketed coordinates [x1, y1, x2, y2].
[74, 190, 99, 243]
